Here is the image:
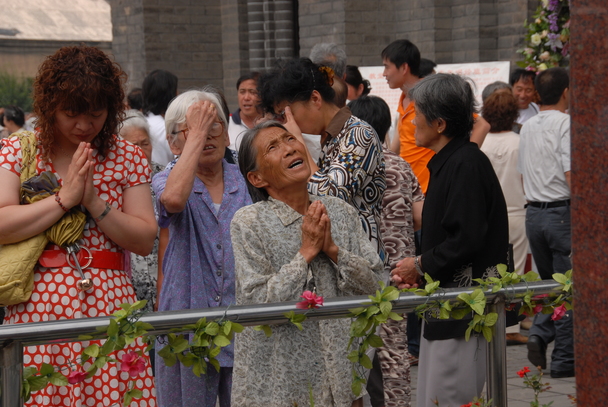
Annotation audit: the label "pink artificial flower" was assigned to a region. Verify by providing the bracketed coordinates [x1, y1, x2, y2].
[295, 290, 324, 309]
[67, 370, 87, 385]
[533, 304, 544, 314]
[120, 351, 146, 378]
[532, 294, 549, 300]
[551, 304, 567, 321]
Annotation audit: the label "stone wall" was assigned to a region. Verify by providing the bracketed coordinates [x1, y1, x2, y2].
[296, 0, 535, 69]
[108, 0, 538, 110]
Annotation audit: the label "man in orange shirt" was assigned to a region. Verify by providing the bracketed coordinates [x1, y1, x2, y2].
[381, 40, 490, 193]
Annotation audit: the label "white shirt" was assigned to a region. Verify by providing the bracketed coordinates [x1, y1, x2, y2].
[228, 113, 248, 153]
[302, 133, 322, 164]
[517, 110, 571, 202]
[146, 112, 174, 166]
[516, 102, 539, 125]
[481, 131, 526, 215]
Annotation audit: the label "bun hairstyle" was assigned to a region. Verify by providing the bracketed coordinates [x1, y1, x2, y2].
[258, 58, 337, 113]
[345, 65, 371, 97]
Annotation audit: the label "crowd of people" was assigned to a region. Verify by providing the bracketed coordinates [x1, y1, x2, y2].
[0, 36, 572, 407]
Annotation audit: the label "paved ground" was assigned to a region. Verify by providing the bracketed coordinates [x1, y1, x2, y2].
[409, 328, 576, 407]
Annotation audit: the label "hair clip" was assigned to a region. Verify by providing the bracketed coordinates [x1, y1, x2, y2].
[318, 66, 335, 86]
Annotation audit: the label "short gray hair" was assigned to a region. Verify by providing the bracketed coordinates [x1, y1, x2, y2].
[482, 81, 512, 102]
[164, 89, 228, 145]
[309, 43, 347, 78]
[120, 109, 150, 138]
[409, 73, 477, 139]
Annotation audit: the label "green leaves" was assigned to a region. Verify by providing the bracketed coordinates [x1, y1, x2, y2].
[284, 311, 307, 331]
[457, 289, 487, 316]
[553, 270, 573, 293]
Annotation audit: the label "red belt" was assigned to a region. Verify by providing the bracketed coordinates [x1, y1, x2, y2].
[38, 249, 124, 271]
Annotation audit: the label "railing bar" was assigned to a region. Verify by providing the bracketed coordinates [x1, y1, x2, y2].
[0, 281, 560, 347]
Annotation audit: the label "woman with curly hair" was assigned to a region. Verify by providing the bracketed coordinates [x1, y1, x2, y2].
[0, 46, 157, 406]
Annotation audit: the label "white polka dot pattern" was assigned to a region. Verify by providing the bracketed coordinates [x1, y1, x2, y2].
[1, 134, 156, 407]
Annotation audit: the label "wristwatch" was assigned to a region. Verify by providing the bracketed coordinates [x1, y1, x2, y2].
[414, 256, 424, 276]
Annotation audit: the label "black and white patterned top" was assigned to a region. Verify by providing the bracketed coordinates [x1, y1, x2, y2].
[308, 107, 387, 264]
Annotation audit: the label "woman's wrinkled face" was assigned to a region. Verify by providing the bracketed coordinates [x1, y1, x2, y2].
[249, 126, 311, 192]
[54, 108, 108, 145]
[121, 127, 152, 163]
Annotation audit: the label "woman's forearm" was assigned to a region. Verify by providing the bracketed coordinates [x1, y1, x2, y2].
[160, 141, 206, 213]
[92, 185, 158, 256]
[0, 196, 67, 244]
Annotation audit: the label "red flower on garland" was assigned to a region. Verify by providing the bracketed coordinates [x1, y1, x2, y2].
[551, 303, 567, 321]
[517, 366, 531, 378]
[120, 351, 146, 378]
[67, 370, 87, 384]
[295, 290, 324, 309]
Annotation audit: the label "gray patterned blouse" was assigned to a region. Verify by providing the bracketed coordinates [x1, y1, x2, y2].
[230, 194, 383, 406]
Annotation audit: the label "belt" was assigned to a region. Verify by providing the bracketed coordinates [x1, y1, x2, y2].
[38, 248, 124, 271]
[526, 199, 570, 209]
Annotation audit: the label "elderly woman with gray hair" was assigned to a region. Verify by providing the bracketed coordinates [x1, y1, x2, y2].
[230, 121, 383, 407]
[119, 110, 165, 312]
[390, 74, 509, 406]
[151, 90, 252, 406]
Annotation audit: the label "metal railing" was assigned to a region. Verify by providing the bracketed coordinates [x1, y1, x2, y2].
[0, 280, 561, 406]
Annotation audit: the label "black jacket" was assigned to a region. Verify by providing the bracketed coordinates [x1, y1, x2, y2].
[420, 137, 509, 339]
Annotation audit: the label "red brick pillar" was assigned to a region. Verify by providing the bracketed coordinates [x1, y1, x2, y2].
[570, 1, 608, 404]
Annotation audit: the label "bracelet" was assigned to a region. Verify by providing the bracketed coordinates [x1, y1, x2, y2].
[55, 193, 69, 212]
[414, 256, 424, 276]
[94, 201, 112, 223]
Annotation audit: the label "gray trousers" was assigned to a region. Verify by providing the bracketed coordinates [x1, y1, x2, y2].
[417, 324, 487, 407]
[525, 205, 574, 372]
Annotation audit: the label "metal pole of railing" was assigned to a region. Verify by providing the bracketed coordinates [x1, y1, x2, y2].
[0, 340, 23, 407]
[0, 280, 561, 407]
[487, 294, 507, 407]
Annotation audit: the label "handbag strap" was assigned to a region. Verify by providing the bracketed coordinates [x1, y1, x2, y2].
[17, 131, 38, 183]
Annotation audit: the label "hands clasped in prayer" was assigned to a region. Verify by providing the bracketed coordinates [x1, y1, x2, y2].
[299, 200, 339, 264]
[58, 142, 96, 211]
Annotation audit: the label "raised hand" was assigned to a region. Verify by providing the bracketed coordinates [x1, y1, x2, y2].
[282, 106, 304, 143]
[58, 142, 93, 209]
[81, 147, 99, 209]
[299, 200, 326, 263]
[320, 204, 338, 262]
[185, 101, 218, 144]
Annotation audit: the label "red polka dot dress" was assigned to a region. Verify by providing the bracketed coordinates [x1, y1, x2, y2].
[0, 134, 157, 407]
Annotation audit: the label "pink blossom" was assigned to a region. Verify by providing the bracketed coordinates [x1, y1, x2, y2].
[120, 351, 146, 378]
[551, 304, 567, 321]
[67, 370, 87, 385]
[295, 290, 324, 309]
[533, 304, 544, 314]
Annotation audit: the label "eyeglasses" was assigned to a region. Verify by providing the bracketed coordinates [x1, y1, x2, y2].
[171, 122, 224, 140]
